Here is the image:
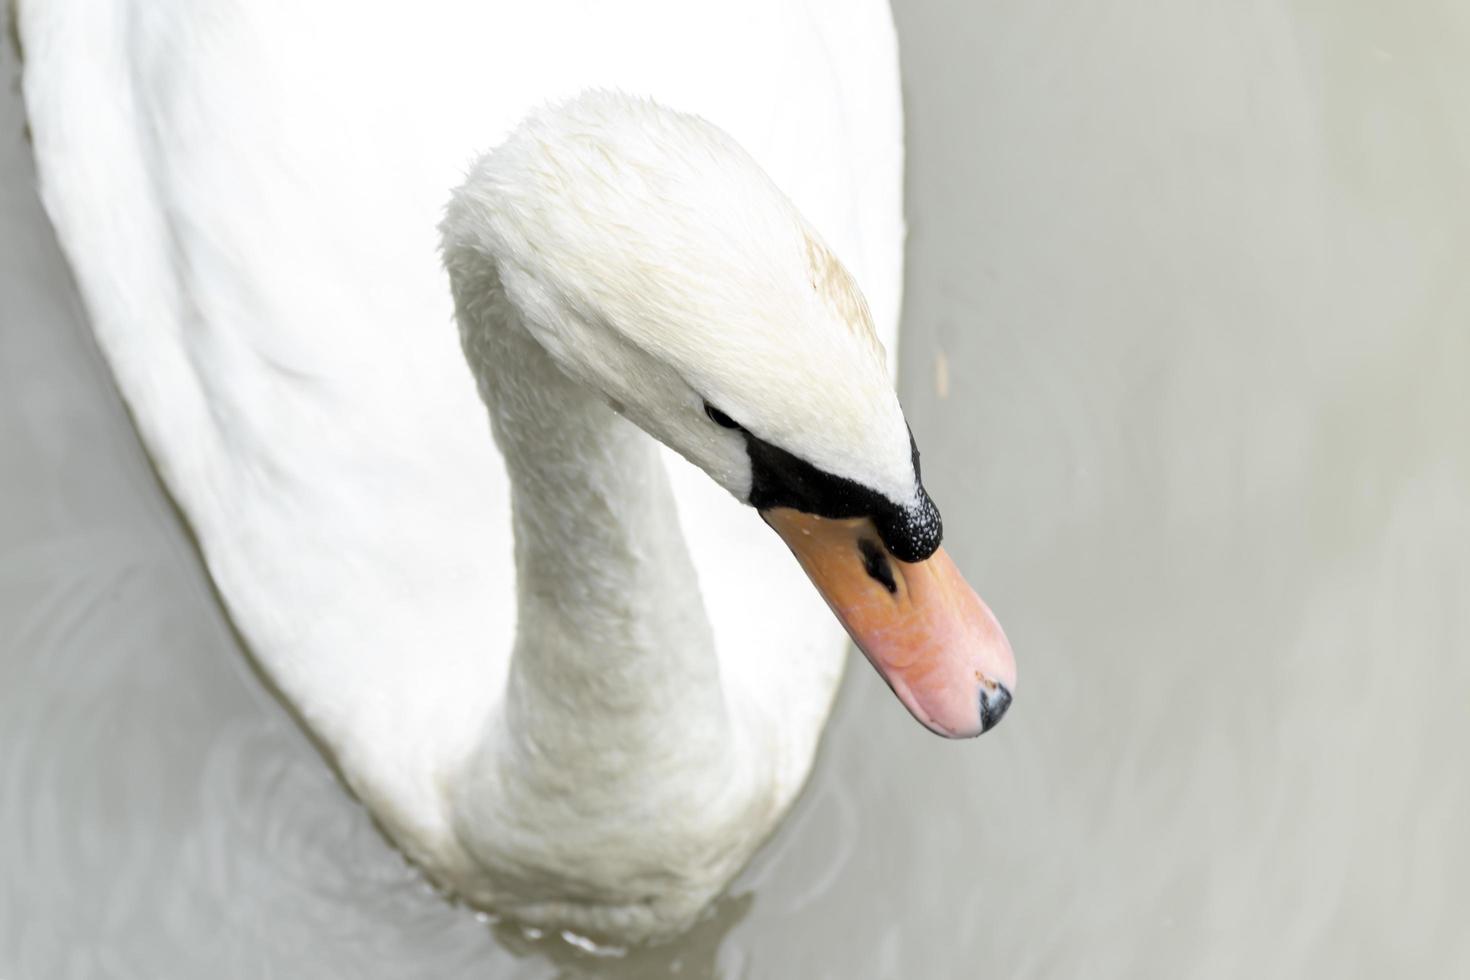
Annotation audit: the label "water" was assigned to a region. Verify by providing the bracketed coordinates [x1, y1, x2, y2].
[3, 2, 1468, 976]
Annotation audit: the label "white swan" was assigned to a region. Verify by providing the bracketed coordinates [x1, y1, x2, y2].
[18, 0, 1015, 941]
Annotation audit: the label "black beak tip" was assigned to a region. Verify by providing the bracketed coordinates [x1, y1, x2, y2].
[979, 683, 1013, 734]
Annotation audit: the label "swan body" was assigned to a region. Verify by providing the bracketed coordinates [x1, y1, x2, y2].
[19, 0, 1013, 944]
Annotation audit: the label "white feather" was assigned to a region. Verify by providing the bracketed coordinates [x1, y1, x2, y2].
[18, 0, 905, 941]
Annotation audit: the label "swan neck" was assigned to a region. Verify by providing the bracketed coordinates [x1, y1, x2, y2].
[454, 266, 733, 769]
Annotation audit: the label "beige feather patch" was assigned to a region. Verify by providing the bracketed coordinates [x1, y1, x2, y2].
[804, 230, 885, 361]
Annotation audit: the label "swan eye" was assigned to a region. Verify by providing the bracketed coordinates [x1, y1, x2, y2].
[704, 402, 742, 430]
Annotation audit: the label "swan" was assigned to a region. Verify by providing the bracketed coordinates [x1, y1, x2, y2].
[18, 0, 1015, 942]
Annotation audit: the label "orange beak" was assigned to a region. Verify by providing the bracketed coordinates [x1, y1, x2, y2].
[762, 508, 1016, 738]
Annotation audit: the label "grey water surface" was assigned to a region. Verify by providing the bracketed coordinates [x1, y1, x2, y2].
[3, 2, 1468, 977]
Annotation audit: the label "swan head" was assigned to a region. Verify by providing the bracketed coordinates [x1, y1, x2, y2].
[444, 91, 1015, 737]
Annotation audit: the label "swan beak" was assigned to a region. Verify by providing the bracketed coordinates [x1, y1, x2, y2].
[761, 508, 1016, 738]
